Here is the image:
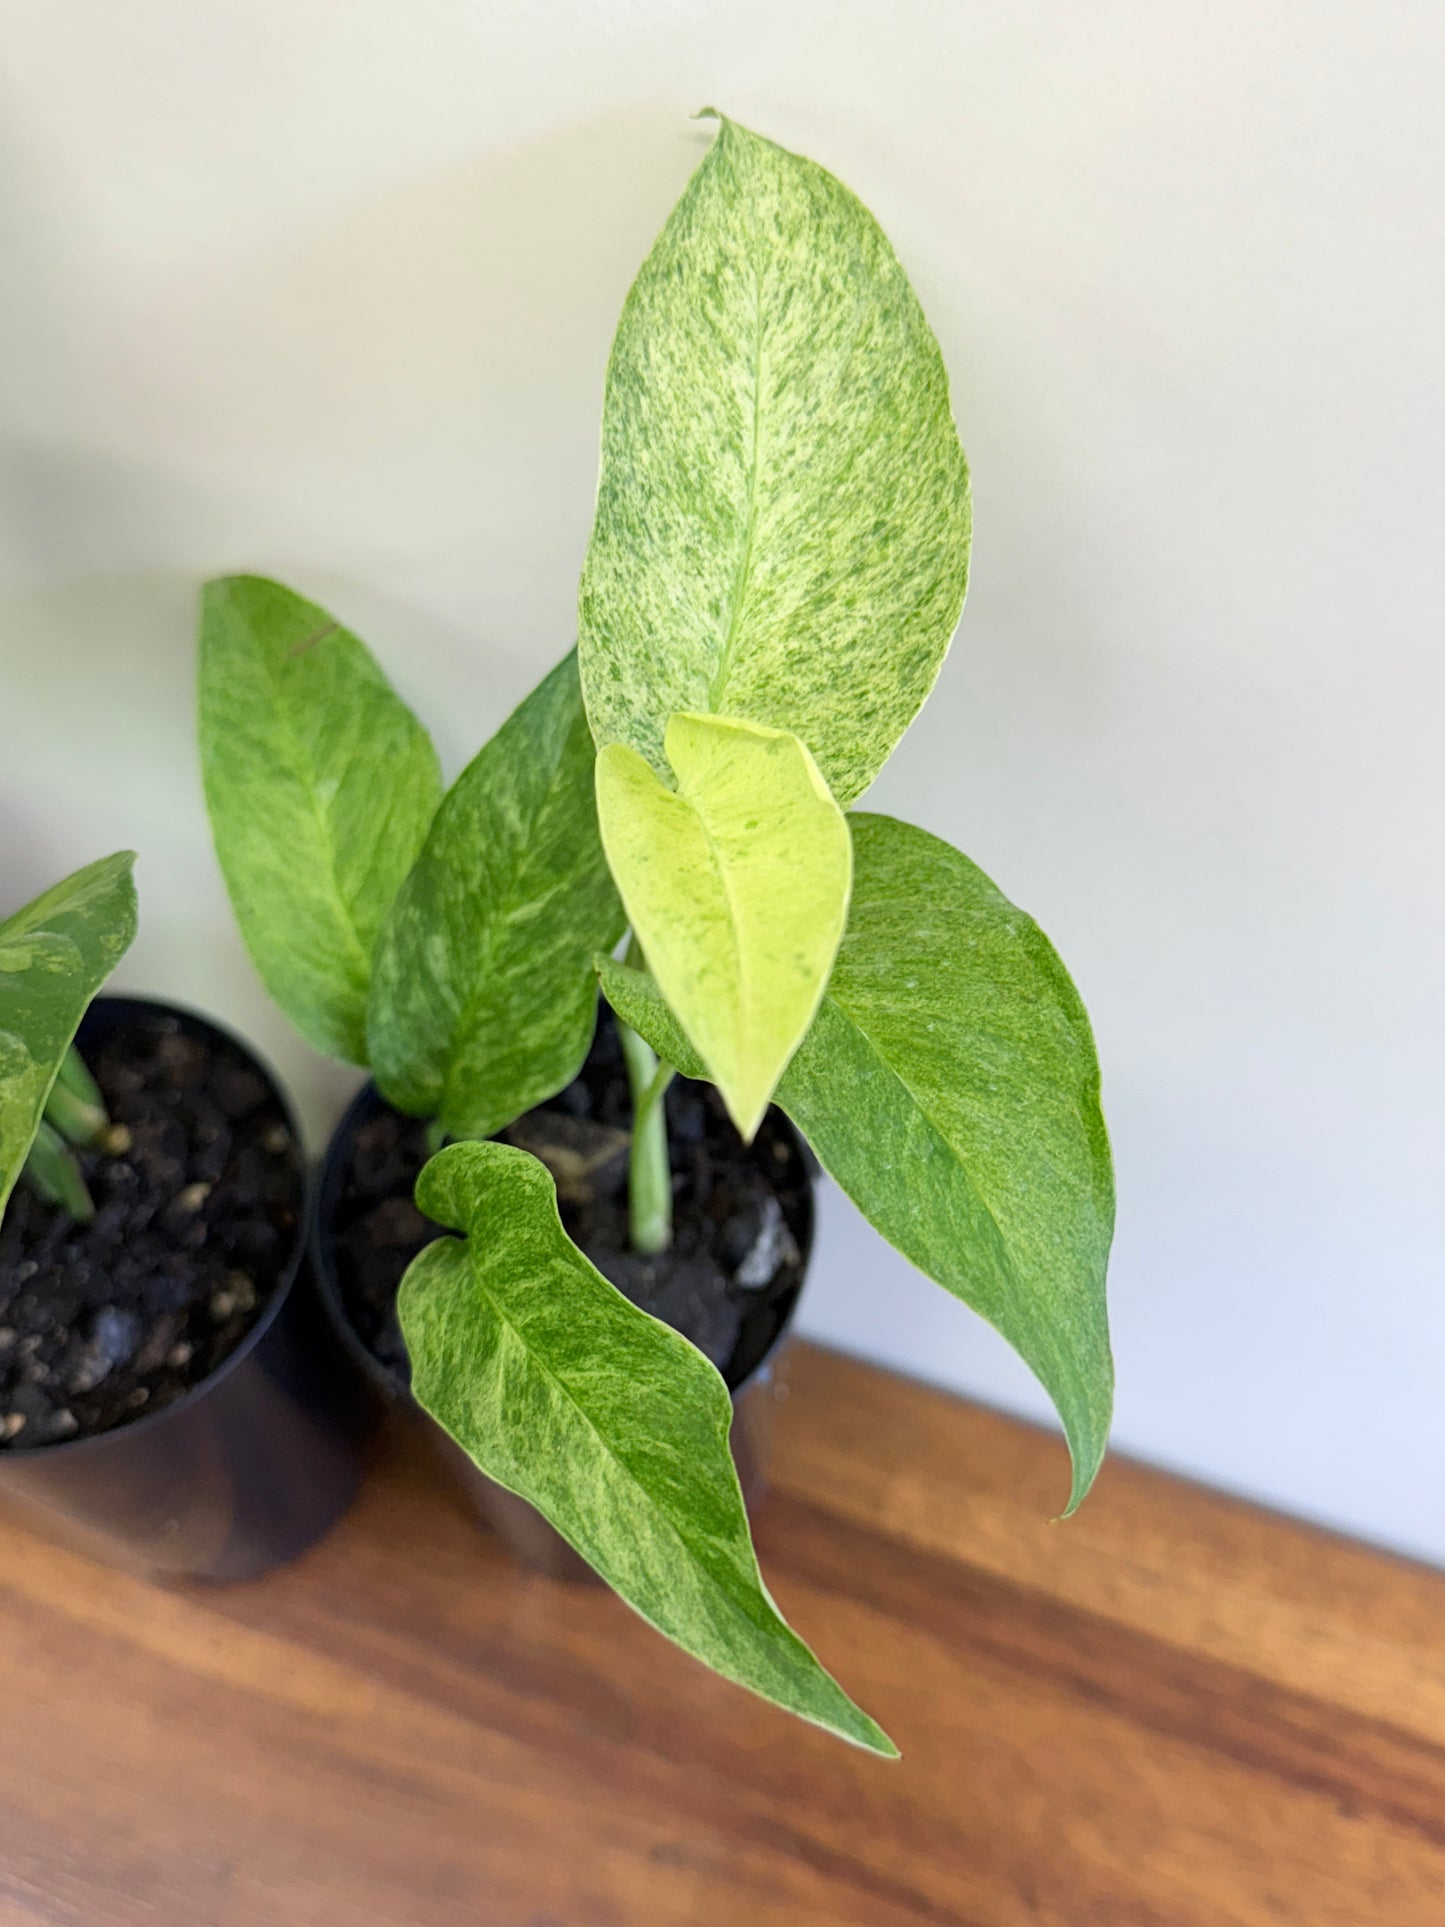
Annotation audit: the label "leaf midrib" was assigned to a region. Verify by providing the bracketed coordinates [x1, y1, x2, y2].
[456, 1232, 809, 1682]
[687, 799, 749, 1050]
[449, 1203, 884, 1739]
[263, 653, 374, 996]
[808, 984, 1019, 1292]
[437, 725, 595, 1123]
[804, 984, 1104, 1481]
[707, 266, 767, 711]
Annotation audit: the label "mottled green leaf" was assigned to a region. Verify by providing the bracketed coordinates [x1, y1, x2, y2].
[199, 575, 443, 1064]
[0, 853, 137, 1224]
[367, 653, 624, 1138]
[399, 1139, 894, 1754]
[599, 813, 1115, 1511]
[578, 113, 971, 806]
[596, 712, 851, 1141]
[595, 964, 705, 1082]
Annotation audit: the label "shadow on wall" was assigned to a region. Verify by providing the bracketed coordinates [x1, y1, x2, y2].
[0, 561, 201, 889]
[165, 105, 704, 454]
[0, 103, 725, 796]
[4, 106, 711, 654]
[0, 554, 367, 1143]
[2, 106, 719, 1137]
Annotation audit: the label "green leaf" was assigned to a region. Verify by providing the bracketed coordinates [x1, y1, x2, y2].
[399, 1139, 895, 1755]
[595, 712, 851, 1141]
[578, 112, 971, 806]
[367, 652, 625, 1138]
[599, 812, 1115, 1512]
[595, 963, 706, 1082]
[0, 852, 138, 1224]
[199, 575, 443, 1064]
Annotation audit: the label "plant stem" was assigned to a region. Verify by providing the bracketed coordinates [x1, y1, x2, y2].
[23, 1120, 95, 1221]
[612, 934, 677, 1255]
[45, 1045, 109, 1147]
[617, 1012, 675, 1259]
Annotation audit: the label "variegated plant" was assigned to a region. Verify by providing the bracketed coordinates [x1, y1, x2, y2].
[0, 854, 140, 1229]
[199, 114, 1114, 1758]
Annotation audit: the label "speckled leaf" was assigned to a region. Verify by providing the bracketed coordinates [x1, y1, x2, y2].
[399, 1139, 895, 1754]
[595, 712, 851, 1141]
[599, 813, 1115, 1511]
[199, 575, 443, 1064]
[578, 112, 971, 806]
[0, 853, 137, 1223]
[367, 652, 624, 1138]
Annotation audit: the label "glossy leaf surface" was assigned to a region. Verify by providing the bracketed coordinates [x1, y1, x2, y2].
[595, 712, 851, 1139]
[368, 652, 624, 1138]
[0, 853, 137, 1223]
[599, 812, 1115, 1510]
[399, 1139, 894, 1753]
[199, 575, 442, 1063]
[579, 113, 971, 805]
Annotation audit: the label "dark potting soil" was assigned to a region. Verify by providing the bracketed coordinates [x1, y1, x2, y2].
[0, 1016, 305, 1450]
[328, 1009, 811, 1394]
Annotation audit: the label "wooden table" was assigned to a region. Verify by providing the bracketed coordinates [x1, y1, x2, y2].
[2, 1343, 1443, 1925]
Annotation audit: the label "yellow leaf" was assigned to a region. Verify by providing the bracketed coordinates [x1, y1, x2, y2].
[596, 713, 851, 1140]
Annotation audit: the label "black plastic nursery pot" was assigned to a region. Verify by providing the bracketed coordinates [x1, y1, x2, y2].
[0, 996, 372, 1582]
[310, 1009, 815, 1582]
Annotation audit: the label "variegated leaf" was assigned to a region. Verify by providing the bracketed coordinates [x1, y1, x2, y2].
[579, 113, 971, 805]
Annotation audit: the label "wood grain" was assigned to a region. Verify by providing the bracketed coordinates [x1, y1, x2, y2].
[1, 1342, 1443, 1926]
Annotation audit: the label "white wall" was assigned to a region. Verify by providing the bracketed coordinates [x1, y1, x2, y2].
[3, 1, 1442, 1558]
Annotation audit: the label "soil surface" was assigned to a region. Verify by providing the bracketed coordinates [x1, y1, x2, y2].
[325, 1009, 812, 1393]
[0, 1013, 305, 1450]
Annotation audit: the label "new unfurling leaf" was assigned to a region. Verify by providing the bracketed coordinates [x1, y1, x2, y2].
[595, 712, 851, 1140]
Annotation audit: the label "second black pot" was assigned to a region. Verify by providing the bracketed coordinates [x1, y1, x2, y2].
[0, 996, 373, 1582]
[310, 1045, 814, 1582]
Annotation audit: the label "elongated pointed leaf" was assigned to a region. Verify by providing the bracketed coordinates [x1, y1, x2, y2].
[596, 712, 851, 1140]
[399, 1140, 894, 1754]
[367, 653, 625, 1138]
[199, 575, 443, 1064]
[599, 813, 1115, 1511]
[579, 113, 971, 806]
[0, 852, 137, 1223]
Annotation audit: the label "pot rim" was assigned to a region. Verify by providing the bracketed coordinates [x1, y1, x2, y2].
[309, 1075, 815, 1411]
[0, 993, 309, 1463]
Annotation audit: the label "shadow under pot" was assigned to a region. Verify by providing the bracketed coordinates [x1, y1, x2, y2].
[310, 1007, 814, 1582]
[0, 996, 371, 1582]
